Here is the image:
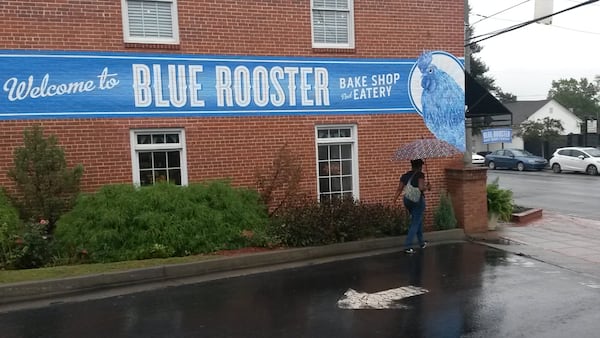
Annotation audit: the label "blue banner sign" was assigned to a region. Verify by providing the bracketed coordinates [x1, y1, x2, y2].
[0, 50, 463, 120]
[482, 128, 513, 144]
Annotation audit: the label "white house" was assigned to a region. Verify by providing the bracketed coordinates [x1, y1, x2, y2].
[473, 99, 581, 153]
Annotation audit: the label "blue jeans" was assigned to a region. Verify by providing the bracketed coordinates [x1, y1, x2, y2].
[403, 196, 425, 249]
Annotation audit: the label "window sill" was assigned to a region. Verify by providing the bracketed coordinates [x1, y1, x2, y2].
[312, 48, 356, 54]
[124, 43, 181, 50]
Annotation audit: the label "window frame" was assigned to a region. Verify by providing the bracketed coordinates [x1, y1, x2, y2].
[121, 0, 180, 45]
[311, 0, 355, 49]
[130, 128, 188, 186]
[315, 124, 359, 201]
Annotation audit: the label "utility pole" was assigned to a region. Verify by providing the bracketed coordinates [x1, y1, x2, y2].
[464, 0, 473, 166]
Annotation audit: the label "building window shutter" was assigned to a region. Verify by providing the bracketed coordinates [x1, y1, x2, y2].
[123, 0, 179, 44]
[312, 0, 353, 48]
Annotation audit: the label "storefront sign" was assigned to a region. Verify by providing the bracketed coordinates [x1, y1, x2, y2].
[482, 128, 513, 144]
[0, 50, 464, 120]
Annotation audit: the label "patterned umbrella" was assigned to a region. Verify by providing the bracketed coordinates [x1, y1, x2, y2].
[393, 138, 462, 160]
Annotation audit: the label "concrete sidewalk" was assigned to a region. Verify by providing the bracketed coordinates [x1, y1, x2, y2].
[471, 211, 600, 280]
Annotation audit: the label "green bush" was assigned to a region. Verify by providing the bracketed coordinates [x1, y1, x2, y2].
[269, 198, 407, 247]
[53, 181, 270, 263]
[487, 178, 513, 221]
[433, 192, 457, 230]
[1, 190, 52, 269]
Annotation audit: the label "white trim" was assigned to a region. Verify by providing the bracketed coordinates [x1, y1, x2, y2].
[121, 0, 180, 45]
[314, 124, 359, 200]
[311, 0, 355, 49]
[130, 128, 188, 186]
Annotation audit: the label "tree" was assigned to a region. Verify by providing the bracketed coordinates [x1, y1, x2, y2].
[495, 89, 517, 103]
[8, 125, 84, 233]
[466, 5, 516, 133]
[517, 117, 564, 158]
[548, 78, 600, 120]
[466, 9, 496, 92]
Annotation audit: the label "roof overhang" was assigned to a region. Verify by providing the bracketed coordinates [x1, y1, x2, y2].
[465, 72, 513, 127]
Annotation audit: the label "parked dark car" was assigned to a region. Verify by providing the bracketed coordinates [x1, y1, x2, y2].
[485, 149, 547, 171]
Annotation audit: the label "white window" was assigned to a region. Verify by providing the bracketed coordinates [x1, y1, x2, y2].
[121, 0, 180, 44]
[311, 0, 355, 49]
[315, 125, 359, 201]
[130, 129, 188, 186]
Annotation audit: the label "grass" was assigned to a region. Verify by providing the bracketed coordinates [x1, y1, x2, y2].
[0, 254, 220, 284]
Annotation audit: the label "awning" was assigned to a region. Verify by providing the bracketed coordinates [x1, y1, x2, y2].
[465, 72, 512, 127]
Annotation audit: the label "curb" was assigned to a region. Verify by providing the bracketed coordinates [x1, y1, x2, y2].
[0, 229, 466, 306]
[512, 208, 543, 225]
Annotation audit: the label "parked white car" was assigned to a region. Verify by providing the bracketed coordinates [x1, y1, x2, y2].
[549, 147, 600, 175]
[472, 153, 485, 165]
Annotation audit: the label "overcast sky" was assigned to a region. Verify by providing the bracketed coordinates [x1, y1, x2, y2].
[468, 0, 600, 100]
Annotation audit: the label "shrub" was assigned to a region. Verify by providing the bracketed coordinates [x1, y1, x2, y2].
[53, 181, 270, 263]
[487, 178, 513, 221]
[255, 143, 304, 216]
[269, 198, 407, 247]
[0, 189, 23, 269]
[433, 191, 457, 230]
[8, 124, 83, 233]
[1, 190, 52, 269]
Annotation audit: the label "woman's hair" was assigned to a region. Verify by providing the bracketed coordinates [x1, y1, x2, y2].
[410, 159, 424, 169]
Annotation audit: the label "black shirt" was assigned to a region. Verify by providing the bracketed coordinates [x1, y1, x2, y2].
[400, 170, 425, 188]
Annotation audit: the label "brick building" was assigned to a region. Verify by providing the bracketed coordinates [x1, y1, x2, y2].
[0, 0, 486, 231]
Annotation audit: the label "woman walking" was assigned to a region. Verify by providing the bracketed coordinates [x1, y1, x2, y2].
[393, 159, 430, 254]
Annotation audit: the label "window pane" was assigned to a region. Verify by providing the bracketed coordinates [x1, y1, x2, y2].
[313, 10, 349, 44]
[330, 161, 341, 175]
[166, 134, 179, 143]
[330, 129, 339, 137]
[342, 176, 352, 190]
[341, 144, 351, 158]
[319, 178, 330, 193]
[318, 146, 328, 160]
[137, 134, 151, 144]
[152, 134, 165, 144]
[168, 169, 181, 185]
[330, 145, 340, 159]
[140, 170, 154, 186]
[128, 0, 173, 38]
[319, 162, 329, 176]
[318, 129, 329, 139]
[331, 177, 341, 191]
[155, 170, 168, 183]
[167, 151, 180, 167]
[139, 152, 152, 169]
[154, 152, 167, 168]
[342, 160, 352, 175]
[339, 128, 351, 137]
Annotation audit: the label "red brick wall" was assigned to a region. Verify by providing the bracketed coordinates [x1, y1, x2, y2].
[0, 0, 466, 229]
[0, 0, 464, 58]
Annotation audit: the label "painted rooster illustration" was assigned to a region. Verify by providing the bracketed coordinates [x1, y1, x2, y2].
[417, 51, 465, 151]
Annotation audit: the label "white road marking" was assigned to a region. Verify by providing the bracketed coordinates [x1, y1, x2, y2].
[580, 282, 600, 289]
[337, 286, 429, 310]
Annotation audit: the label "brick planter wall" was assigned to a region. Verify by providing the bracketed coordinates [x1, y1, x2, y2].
[445, 167, 488, 234]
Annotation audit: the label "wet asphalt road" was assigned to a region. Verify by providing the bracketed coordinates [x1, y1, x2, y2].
[487, 169, 600, 220]
[2, 242, 600, 338]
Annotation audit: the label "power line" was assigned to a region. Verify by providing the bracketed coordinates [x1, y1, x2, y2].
[471, 0, 531, 25]
[472, 13, 600, 35]
[466, 0, 599, 47]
